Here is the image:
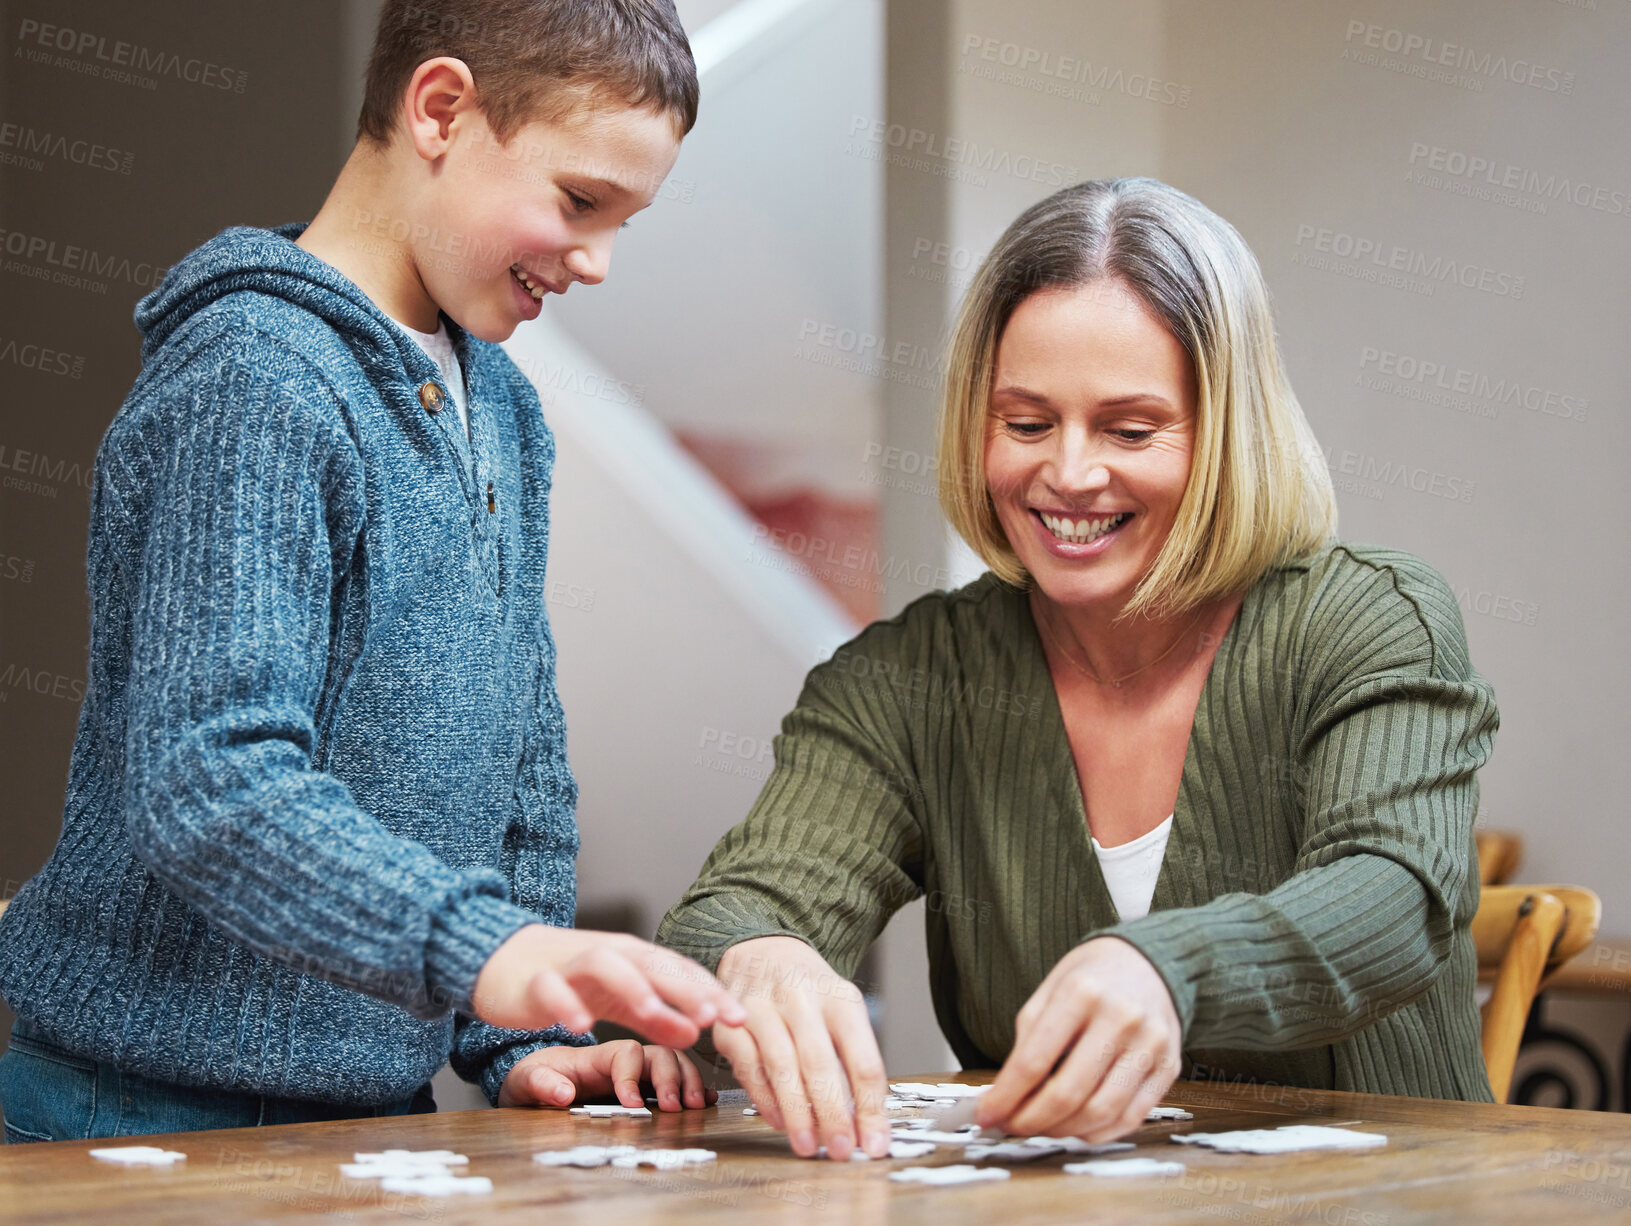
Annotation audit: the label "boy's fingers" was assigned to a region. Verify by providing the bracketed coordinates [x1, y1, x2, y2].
[526, 969, 593, 1034]
[635, 944, 747, 1028]
[564, 948, 699, 1048]
[645, 1045, 683, 1110]
[529, 1062, 578, 1108]
[611, 1038, 647, 1108]
[674, 1049, 707, 1109]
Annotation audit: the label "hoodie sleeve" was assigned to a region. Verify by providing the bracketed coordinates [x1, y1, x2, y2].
[114, 336, 536, 1020]
[450, 619, 594, 1105]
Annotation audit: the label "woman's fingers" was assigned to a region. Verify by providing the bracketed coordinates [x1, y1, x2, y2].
[1004, 1008, 1128, 1138]
[829, 998, 891, 1157]
[786, 1005, 859, 1159]
[1095, 1055, 1174, 1143]
[714, 1018, 785, 1132]
[978, 973, 1075, 1128]
[750, 1012, 820, 1156]
[609, 1037, 648, 1108]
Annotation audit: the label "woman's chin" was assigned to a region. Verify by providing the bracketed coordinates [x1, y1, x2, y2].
[1026, 561, 1133, 611]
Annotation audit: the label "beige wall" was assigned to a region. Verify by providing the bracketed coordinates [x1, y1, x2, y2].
[929, 0, 1629, 1104]
[935, 0, 1629, 911]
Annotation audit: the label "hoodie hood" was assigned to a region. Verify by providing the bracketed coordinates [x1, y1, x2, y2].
[134, 222, 440, 376]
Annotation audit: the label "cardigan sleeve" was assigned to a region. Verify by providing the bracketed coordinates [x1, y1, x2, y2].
[656, 617, 931, 981]
[118, 342, 537, 1021]
[1100, 552, 1499, 1051]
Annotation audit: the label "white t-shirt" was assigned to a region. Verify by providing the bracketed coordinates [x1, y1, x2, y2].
[395, 319, 469, 439]
[1091, 814, 1174, 921]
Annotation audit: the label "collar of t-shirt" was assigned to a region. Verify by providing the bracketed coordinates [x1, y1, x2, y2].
[1090, 813, 1174, 922]
[394, 318, 469, 440]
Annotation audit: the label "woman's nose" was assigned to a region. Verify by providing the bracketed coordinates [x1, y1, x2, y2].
[1052, 430, 1111, 492]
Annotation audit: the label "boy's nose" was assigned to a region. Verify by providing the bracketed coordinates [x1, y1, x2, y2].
[564, 242, 610, 286]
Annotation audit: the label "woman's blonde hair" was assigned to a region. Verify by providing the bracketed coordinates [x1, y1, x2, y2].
[937, 177, 1336, 620]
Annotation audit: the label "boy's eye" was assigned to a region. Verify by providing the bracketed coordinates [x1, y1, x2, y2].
[564, 189, 594, 213]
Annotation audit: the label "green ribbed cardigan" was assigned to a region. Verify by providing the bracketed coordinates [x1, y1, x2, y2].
[658, 542, 1500, 1101]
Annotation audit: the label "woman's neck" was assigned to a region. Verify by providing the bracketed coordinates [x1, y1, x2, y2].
[1030, 588, 1239, 692]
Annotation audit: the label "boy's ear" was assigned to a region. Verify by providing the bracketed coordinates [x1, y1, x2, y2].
[401, 56, 480, 161]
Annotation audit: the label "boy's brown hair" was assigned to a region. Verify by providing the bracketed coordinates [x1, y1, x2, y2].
[357, 0, 699, 145]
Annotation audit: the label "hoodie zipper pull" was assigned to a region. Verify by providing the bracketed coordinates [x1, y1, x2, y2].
[487, 481, 496, 514]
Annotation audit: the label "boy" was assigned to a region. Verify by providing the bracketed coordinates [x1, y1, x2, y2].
[0, 0, 743, 1140]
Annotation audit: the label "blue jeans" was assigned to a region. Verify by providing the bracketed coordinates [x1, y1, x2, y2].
[0, 1018, 436, 1143]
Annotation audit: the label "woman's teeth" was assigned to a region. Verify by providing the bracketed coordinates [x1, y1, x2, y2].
[1040, 511, 1130, 544]
[510, 263, 547, 299]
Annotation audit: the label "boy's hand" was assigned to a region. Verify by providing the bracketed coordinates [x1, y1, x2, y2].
[497, 1040, 718, 1111]
[471, 924, 746, 1049]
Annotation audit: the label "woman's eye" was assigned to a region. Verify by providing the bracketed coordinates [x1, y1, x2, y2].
[1004, 421, 1050, 437]
[1112, 428, 1154, 442]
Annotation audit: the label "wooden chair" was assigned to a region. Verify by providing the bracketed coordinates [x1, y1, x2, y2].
[1474, 829, 1524, 885]
[1473, 884, 1602, 1102]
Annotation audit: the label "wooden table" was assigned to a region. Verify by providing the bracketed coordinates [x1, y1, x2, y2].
[4, 1072, 1630, 1224]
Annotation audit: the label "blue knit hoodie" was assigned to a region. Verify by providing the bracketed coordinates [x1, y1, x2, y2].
[0, 223, 591, 1106]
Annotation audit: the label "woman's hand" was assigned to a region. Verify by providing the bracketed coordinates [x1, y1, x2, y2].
[496, 1039, 717, 1111]
[978, 937, 1182, 1140]
[713, 936, 891, 1161]
[472, 924, 746, 1050]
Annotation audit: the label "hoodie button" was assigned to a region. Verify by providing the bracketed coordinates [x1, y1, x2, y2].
[419, 382, 445, 415]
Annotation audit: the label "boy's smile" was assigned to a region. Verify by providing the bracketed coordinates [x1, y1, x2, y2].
[298, 57, 683, 341]
[436, 96, 683, 340]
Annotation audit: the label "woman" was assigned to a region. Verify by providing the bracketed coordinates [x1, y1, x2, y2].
[657, 178, 1499, 1160]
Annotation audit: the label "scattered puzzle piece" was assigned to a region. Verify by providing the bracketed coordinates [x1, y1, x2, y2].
[570, 1105, 653, 1118]
[88, 1146, 186, 1166]
[1042, 1138, 1136, 1155]
[892, 1126, 988, 1145]
[533, 1146, 639, 1168]
[1145, 1107, 1194, 1121]
[341, 1162, 457, 1179]
[889, 1082, 986, 1100]
[378, 1174, 493, 1196]
[1171, 1125, 1386, 1154]
[889, 1164, 1011, 1186]
[1064, 1158, 1185, 1177]
[888, 1140, 937, 1159]
[742, 1107, 758, 1116]
[353, 1149, 467, 1166]
[963, 1141, 1061, 1163]
[609, 1148, 718, 1170]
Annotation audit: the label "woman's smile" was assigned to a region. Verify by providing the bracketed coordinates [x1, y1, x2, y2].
[984, 278, 1196, 612]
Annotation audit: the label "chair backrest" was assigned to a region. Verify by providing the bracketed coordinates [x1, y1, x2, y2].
[1474, 830, 1524, 885]
[1472, 883, 1602, 1102]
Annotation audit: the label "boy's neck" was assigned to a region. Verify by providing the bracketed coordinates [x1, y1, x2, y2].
[297, 142, 443, 333]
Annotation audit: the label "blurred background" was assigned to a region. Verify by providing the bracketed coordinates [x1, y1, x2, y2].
[1, 0, 1626, 1114]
